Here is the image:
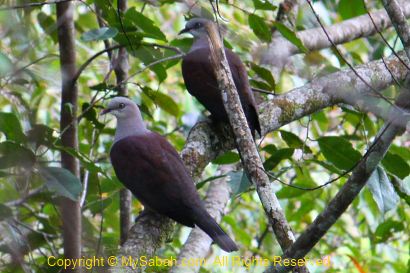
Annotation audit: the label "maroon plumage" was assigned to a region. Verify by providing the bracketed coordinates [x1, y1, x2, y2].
[109, 131, 238, 252]
[180, 19, 261, 137]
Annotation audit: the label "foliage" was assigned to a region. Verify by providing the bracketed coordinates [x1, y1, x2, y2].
[0, 1, 408, 273]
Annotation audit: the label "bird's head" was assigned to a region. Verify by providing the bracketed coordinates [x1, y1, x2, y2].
[101, 97, 139, 120]
[179, 18, 212, 38]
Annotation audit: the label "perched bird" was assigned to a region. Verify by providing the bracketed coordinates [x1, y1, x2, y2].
[102, 97, 238, 252]
[179, 18, 261, 137]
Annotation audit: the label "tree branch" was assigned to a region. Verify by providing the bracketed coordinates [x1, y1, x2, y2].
[171, 0, 297, 255]
[116, 51, 410, 271]
[56, 2, 81, 272]
[261, 1, 410, 70]
[382, 0, 410, 60]
[114, 0, 133, 247]
[205, 20, 299, 258]
[264, 123, 404, 273]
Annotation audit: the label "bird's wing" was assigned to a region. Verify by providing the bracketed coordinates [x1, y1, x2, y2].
[182, 47, 261, 136]
[226, 49, 261, 136]
[181, 47, 227, 121]
[109, 132, 203, 227]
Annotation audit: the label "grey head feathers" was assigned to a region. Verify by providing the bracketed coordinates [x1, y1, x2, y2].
[102, 97, 148, 142]
[179, 18, 211, 38]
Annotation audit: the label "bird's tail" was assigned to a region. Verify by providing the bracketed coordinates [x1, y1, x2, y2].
[193, 209, 238, 252]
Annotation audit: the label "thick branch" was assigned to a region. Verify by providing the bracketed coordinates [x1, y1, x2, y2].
[264, 123, 403, 273]
[261, 1, 410, 69]
[382, 0, 410, 59]
[117, 52, 409, 269]
[205, 22, 297, 253]
[56, 2, 81, 273]
[114, 0, 133, 246]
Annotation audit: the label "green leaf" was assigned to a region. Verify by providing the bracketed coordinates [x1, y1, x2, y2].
[338, 0, 366, 20]
[87, 197, 113, 216]
[280, 130, 311, 153]
[37, 12, 58, 43]
[89, 83, 118, 92]
[82, 103, 104, 130]
[262, 144, 277, 154]
[276, 180, 316, 199]
[250, 62, 275, 91]
[382, 152, 410, 179]
[81, 27, 118, 42]
[309, 159, 342, 174]
[95, 0, 117, 25]
[141, 86, 179, 116]
[250, 79, 273, 92]
[228, 171, 252, 195]
[273, 22, 307, 53]
[367, 166, 399, 215]
[0, 51, 13, 78]
[264, 148, 294, 170]
[248, 14, 272, 43]
[317, 136, 361, 171]
[164, 38, 192, 68]
[114, 31, 143, 48]
[133, 46, 167, 82]
[276, 167, 317, 198]
[223, 215, 253, 245]
[374, 219, 404, 243]
[125, 8, 167, 41]
[196, 175, 227, 190]
[0, 112, 26, 143]
[40, 167, 82, 201]
[27, 124, 55, 147]
[0, 141, 35, 169]
[212, 151, 240, 165]
[389, 144, 410, 161]
[253, 0, 277, 10]
[55, 146, 106, 176]
[391, 176, 410, 206]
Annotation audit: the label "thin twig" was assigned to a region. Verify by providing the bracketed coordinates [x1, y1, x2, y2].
[121, 53, 184, 85]
[306, 0, 396, 108]
[72, 44, 123, 86]
[6, 186, 46, 207]
[364, 3, 410, 71]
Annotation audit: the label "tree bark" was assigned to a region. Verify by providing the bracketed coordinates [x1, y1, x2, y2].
[382, 0, 410, 59]
[114, 0, 133, 246]
[264, 123, 403, 273]
[56, 1, 81, 272]
[261, 1, 410, 73]
[204, 22, 307, 273]
[116, 51, 410, 272]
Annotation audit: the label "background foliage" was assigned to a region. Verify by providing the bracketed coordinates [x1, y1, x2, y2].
[0, 0, 409, 272]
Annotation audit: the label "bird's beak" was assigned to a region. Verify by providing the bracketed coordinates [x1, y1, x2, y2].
[101, 108, 111, 116]
[178, 27, 190, 35]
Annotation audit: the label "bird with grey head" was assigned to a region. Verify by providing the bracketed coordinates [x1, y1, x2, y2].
[179, 17, 210, 37]
[101, 97, 238, 252]
[179, 18, 261, 138]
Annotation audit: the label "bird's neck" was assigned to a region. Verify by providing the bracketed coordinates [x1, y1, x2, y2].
[190, 36, 210, 52]
[114, 116, 148, 142]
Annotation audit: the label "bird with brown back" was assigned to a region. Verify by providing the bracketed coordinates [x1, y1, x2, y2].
[102, 97, 238, 252]
[179, 18, 261, 138]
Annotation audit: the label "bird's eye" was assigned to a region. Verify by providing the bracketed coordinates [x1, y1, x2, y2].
[119, 103, 125, 109]
[194, 22, 202, 28]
